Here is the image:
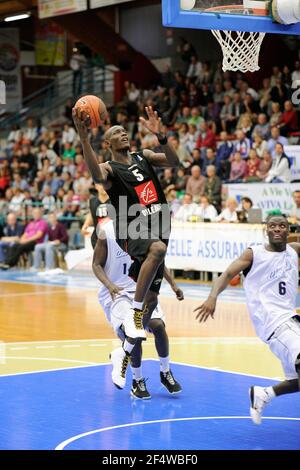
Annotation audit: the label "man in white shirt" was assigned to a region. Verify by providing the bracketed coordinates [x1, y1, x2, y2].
[198, 195, 218, 222]
[195, 214, 300, 425]
[174, 193, 201, 222]
[265, 143, 291, 183]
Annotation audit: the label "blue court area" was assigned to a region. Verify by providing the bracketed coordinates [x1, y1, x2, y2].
[0, 361, 299, 450]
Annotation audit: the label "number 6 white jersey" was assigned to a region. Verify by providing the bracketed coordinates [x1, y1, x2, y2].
[243, 244, 299, 342]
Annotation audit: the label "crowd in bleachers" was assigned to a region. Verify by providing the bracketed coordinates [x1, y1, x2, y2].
[0, 39, 300, 269]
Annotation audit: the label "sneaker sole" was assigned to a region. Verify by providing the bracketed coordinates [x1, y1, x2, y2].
[110, 353, 126, 390]
[130, 391, 151, 400]
[249, 387, 261, 425]
[161, 383, 182, 395]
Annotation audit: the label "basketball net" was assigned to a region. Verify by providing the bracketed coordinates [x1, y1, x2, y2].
[206, 1, 268, 73]
[211, 30, 265, 73]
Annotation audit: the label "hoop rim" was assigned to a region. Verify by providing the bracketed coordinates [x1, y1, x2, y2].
[203, 4, 268, 16]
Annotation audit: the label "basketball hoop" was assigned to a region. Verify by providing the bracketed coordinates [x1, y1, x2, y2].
[204, 2, 269, 72]
[211, 29, 265, 72]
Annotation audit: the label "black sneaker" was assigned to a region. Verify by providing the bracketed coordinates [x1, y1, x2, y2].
[131, 378, 151, 400]
[160, 370, 182, 394]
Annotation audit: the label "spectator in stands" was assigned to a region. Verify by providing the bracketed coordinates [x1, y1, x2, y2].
[42, 186, 56, 214]
[177, 37, 196, 73]
[9, 188, 25, 216]
[186, 55, 202, 80]
[188, 107, 204, 129]
[0, 207, 48, 269]
[292, 60, 300, 83]
[255, 151, 273, 181]
[48, 131, 60, 156]
[37, 143, 57, 169]
[216, 197, 239, 223]
[165, 188, 181, 217]
[19, 145, 37, 181]
[204, 165, 222, 211]
[0, 164, 10, 196]
[202, 148, 217, 176]
[174, 193, 200, 222]
[252, 132, 268, 158]
[169, 135, 192, 165]
[12, 172, 29, 192]
[252, 113, 270, 140]
[33, 212, 68, 271]
[267, 126, 288, 156]
[160, 168, 176, 191]
[172, 168, 187, 193]
[270, 77, 289, 107]
[62, 143, 76, 161]
[186, 165, 206, 202]
[244, 149, 261, 182]
[289, 190, 300, 225]
[265, 143, 291, 183]
[278, 100, 298, 136]
[0, 213, 24, 263]
[228, 151, 247, 183]
[62, 123, 77, 146]
[258, 78, 271, 113]
[269, 102, 282, 127]
[233, 130, 251, 159]
[220, 95, 234, 133]
[22, 118, 37, 145]
[196, 122, 216, 157]
[198, 195, 218, 222]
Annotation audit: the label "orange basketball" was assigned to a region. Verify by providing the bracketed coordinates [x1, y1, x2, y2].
[229, 274, 241, 286]
[74, 95, 107, 128]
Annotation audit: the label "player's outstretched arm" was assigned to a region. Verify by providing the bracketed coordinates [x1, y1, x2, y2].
[194, 248, 253, 323]
[163, 266, 184, 301]
[92, 233, 122, 301]
[72, 108, 112, 189]
[140, 106, 179, 168]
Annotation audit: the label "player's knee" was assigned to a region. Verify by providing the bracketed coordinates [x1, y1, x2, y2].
[296, 354, 300, 372]
[148, 318, 165, 336]
[149, 241, 167, 261]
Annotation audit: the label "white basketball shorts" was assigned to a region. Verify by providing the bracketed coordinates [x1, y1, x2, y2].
[268, 316, 300, 380]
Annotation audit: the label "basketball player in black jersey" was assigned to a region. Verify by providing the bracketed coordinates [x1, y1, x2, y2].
[83, 184, 182, 397]
[73, 106, 179, 364]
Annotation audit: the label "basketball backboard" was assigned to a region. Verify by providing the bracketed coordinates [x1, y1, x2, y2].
[162, 0, 300, 34]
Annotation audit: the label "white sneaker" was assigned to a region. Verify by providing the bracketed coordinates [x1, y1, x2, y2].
[110, 347, 129, 390]
[249, 386, 273, 425]
[123, 308, 147, 340]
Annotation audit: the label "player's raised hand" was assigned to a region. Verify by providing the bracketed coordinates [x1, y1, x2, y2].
[108, 283, 123, 301]
[194, 297, 216, 323]
[139, 106, 162, 135]
[72, 107, 89, 141]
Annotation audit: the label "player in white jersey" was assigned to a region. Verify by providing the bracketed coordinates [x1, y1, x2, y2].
[194, 214, 300, 424]
[93, 217, 183, 399]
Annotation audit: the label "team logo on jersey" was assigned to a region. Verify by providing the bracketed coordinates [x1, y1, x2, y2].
[134, 181, 158, 206]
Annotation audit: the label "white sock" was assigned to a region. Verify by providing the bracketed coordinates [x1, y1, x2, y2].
[123, 339, 135, 355]
[159, 356, 170, 373]
[131, 366, 143, 381]
[132, 301, 143, 310]
[265, 386, 276, 398]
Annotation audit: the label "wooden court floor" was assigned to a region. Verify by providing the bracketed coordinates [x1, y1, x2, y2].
[0, 279, 285, 379]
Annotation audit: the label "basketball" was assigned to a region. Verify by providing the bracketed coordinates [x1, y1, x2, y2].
[229, 274, 241, 286]
[74, 95, 107, 128]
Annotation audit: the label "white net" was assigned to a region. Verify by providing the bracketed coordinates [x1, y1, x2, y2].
[211, 30, 266, 72]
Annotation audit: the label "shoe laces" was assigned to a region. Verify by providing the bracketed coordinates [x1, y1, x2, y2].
[121, 355, 129, 378]
[133, 309, 144, 329]
[164, 371, 175, 385]
[136, 377, 148, 391]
